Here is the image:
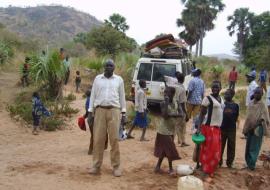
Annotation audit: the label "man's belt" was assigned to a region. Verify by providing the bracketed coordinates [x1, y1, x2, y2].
[96, 105, 115, 109]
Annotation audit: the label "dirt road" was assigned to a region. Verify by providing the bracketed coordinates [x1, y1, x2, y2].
[0, 69, 270, 190]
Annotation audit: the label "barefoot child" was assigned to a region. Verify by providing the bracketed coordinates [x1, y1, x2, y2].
[127, 80, 148, 141]
[154, 86, 181, 175]
[75, 71, 81, 93]
[220, 89, 239, 168]
[32, 92, 51, 135]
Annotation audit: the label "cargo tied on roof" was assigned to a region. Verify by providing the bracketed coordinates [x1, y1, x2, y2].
[143, 34, 189, 59]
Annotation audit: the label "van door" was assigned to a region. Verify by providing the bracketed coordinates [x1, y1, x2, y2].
[151, 63, 176, 102]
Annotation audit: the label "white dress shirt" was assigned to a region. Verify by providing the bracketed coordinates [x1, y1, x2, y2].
[246, 80, 258, 106]
[89, 74, 126, 113]
[135, 88, 147, 113]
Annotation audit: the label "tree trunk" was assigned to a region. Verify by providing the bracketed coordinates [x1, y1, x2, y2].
[195, 41, 199, 57]
[239, 42, 243, 63]
[199, 33, 203, 56]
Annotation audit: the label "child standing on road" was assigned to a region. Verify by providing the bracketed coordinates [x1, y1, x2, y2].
[127, 80, 148, 141]
[154, 86, 181, 175]
[220, 89, 239, 168]
[32, 92, 51, 135]
[75, 71, 81, 93]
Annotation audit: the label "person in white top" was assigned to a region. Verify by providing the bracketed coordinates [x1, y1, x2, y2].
[245, 72, 258, 106]
[197, 80, 224, 181]
[127, 80, 148, 141]
[88, 59, 126, 177]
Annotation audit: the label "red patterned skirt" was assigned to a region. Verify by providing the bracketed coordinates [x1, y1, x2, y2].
[199, 125, 221, 174]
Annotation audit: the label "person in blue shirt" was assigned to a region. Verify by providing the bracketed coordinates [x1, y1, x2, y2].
[259, 68, 267, 93]
[220, 89, 239, 168]
[251, 67, 256, 78]
[187, 69, 205, 133]
[32, 92, 51, 135]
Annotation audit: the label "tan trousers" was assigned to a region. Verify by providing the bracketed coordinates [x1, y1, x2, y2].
[176, 117, 187, 144]
[186, 103, 201, 119]
[92, 107, 121, 169]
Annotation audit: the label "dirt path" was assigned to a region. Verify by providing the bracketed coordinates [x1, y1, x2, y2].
[0, 69, 270, 190]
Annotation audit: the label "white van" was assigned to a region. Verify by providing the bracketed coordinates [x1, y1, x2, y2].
[131, 57, 193, 104]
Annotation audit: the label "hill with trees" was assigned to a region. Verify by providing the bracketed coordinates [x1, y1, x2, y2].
[0, 5, 103, 46]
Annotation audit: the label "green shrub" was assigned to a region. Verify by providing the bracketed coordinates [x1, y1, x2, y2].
[0, 41, 13, 64]
[237, 64, 249, 74]
[7, 102, 33, 123]
[29, 50, 67, 98]
[7, 90, 78, 130]
[64, 93, 76, 101]
[115, 53, 139, 98]
[211, 64, 225, 80]
[79, 57, 105, 74]
[47, 100, 79, 117]
[41, 116, 65, 131]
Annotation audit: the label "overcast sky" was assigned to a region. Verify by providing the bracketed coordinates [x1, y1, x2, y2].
[1, 0, 270, 55]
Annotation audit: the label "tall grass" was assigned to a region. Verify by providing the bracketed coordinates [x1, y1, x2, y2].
[0, 41, 13, 64]
[29, 50, 67, 98]
[7, 89, 79, 131]
[195, 56, 246, 88]
[115, 53, 139, 97]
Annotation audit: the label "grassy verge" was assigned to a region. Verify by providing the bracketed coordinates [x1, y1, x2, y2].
[7, 89, 79, 131]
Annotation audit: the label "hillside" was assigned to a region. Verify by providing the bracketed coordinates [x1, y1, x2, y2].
[0, 6, 103, 46]
[206, 53, 239, 61]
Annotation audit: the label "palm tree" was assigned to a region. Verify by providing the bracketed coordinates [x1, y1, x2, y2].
[177, 14, 200, 53]
[179, 0, 225, 56]
[105, 13, 129, 33]
[177, 6, 200, 56]
[227, 8, 254, 61]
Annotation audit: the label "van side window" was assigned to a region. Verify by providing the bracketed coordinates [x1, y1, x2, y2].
[181, 62, 187, 76]
[186, 61, 191, 74]
[152, 64, 176, 82]
[137, 63, 153, 81]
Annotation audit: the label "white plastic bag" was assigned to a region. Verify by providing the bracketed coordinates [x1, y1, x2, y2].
[164, 75, 178, 86]
[176, 164, 194, 176]
[178, 176, 204, 190]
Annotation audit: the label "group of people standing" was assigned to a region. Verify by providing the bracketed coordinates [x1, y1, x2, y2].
[28, 56, 268, 181]
[84, 60, 270, 180]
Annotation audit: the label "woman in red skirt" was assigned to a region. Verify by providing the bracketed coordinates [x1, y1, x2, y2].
[198, 81, 224, 181]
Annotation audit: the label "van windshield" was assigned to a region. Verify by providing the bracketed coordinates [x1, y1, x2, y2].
[152, 64, 176, 82]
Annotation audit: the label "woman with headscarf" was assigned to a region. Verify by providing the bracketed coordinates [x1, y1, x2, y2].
[243, 87, 270, 170]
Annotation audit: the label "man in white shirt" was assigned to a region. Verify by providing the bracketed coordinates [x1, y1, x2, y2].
[246, 72, 258, 106]
[88, 59, 126, 177]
